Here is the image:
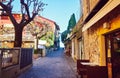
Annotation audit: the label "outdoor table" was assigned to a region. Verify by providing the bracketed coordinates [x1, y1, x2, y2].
[81, 62, 98, 66]
[78, 62, 107, 78]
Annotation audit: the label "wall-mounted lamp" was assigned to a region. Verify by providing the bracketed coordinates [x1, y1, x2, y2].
[103, 22, 111, 29]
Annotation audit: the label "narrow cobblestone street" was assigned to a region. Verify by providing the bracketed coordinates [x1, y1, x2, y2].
[18, 48, 77, 78]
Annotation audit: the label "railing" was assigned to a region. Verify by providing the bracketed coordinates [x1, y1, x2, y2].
[20, 48, 33, 69]
[0, 48, 33, 78]
[0, 48, 20, 69]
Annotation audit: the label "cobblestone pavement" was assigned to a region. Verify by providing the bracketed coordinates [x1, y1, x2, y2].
[18, 48, 77, 78]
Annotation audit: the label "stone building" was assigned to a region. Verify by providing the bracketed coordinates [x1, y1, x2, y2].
[0, 14, 60, 49]
[54, 23, 60, 50]
[68, 17, 83, 61]
[81, 0, 120, 78]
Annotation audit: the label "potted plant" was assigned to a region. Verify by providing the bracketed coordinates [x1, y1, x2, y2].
[33, 49, 40, 59]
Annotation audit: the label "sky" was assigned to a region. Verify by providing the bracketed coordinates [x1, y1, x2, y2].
[41, 0, 80, 33]
[12, 0, 81, 47]
[41, 0, 81, 47]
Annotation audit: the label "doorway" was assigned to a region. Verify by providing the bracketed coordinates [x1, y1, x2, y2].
[106, 30, 120, 78]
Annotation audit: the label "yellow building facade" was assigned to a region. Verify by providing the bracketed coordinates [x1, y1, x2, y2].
[82, 1, 120, 78]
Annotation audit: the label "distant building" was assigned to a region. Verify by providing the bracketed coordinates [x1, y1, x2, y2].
[33, 16, 60, 49]
[0, 14, 60, 49]
[54, 23, 60, 50]
[0, 13, 31, 48]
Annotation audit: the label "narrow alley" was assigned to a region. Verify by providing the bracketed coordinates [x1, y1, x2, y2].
[18, 48, 77, 78]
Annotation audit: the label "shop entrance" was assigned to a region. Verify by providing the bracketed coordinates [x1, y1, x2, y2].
[106, 30, 120, 78]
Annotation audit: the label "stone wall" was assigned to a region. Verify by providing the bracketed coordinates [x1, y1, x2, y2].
[88, 25, 100, 64]
[83, 30, 90, 60]
[83, 24, 100, 64]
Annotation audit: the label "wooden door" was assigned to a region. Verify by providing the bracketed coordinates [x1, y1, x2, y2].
[106, 30, 120, 78]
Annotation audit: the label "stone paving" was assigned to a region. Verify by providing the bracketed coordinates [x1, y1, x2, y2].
[18, 48, 77, 78]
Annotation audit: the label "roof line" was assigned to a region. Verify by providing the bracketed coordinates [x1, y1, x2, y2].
[37, 15, 55, 23]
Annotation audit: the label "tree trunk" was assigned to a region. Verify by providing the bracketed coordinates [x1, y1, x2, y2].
[14, 25, 23, 47]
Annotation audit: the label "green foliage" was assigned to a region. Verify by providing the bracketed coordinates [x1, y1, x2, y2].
[61, 30, 68, 43]
[34, 49, 43, 54]
[67, 13, 76, 33]
[34, 49, 38, 54]
[61, 13, 76, 43]
[40, 31, 54, 47]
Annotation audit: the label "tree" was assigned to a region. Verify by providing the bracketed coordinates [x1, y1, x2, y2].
[67, 13, 76, 33]
[61, 13, 76, 43]
[0, 0, 46, 47]
[40, 31, 54, 47]
[26, 18, 49, 49]
[61, 30, 68, 43]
